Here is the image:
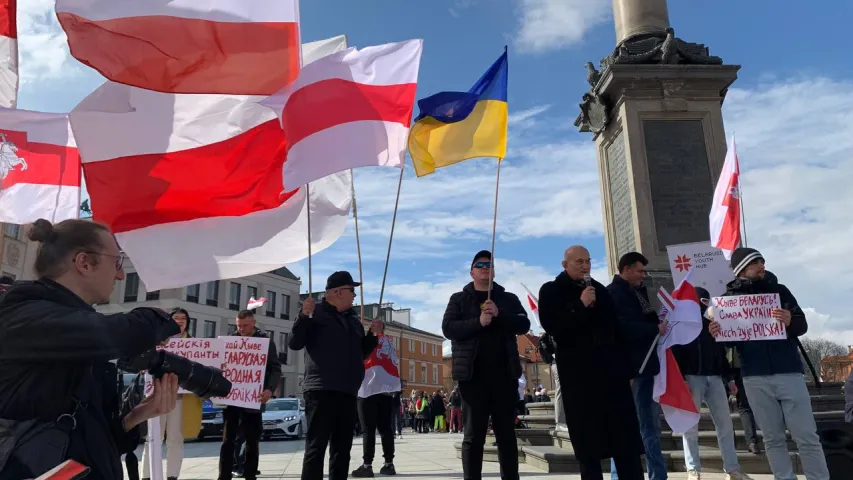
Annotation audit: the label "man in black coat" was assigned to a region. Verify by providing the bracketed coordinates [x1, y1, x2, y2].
[289, 271, 380, 480]
[442, 250, 530, 480]
[605, 252, 668, 480]
[218, 309, 282, 480]
[538, 245, 644, 480]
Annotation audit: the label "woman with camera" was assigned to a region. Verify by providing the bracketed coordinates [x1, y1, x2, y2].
[140, 308, 203, 480]
[0, 219, 182, 480]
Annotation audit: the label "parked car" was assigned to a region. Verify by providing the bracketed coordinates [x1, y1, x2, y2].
[199, 399, 225, 439]
[262, 397, 306, 440]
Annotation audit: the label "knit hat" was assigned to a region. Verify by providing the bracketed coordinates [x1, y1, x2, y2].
[730, 247, 764, 277]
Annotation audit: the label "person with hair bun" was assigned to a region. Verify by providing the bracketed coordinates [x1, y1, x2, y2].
[0, 218, 183, 480]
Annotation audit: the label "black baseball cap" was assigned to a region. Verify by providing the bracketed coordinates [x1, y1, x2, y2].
[471, 250, 491, 269]
[326, 271, 361, 290]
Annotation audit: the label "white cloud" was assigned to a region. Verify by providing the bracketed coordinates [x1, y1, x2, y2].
[16, 0, 81, 84]
[515, 0, 611, 53]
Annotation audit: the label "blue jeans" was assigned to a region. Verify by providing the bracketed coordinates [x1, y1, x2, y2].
[682, 375, 739, 472]
[611, 375, 667, 480]
[743, 373, 829, 480]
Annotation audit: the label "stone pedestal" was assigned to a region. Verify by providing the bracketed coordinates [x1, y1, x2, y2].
[590, 64, 739, 293]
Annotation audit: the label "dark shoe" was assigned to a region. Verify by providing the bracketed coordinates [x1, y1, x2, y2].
[748, 442, 762, 454]
[168, 477, 178, 480]
[352, 465, 374, 477]
[379, 463, 396, 475]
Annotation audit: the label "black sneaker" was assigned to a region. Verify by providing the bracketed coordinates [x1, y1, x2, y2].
[352, 465, 374, 477]
[379, 463, 396, 475]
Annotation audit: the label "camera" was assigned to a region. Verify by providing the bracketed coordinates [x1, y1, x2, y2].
[118, 349, 232, 399]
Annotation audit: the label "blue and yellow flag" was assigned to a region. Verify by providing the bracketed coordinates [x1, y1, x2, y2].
[407, 49, 508, 177]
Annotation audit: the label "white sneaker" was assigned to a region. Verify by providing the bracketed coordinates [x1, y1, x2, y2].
[725, 470, 754, 480]
[687, 471, 701, 480]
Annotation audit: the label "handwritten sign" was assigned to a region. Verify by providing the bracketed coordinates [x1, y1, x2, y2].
[144, 337, 223, 395]
[711, 294, 786, 342]
[211, 336, 269, 409]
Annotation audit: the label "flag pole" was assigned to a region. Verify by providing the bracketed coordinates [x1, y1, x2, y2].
[350, 170, 365, 323]
[487, 158, 503, 301]
[734, 133, 749, 249]
[305, 183, 313, 317]
[377, 165, 405, 308]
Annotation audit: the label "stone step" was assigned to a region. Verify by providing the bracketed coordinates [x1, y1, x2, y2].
[452, 442, 525, 463]
[809, 382, 842, 396]
[525, 401, 555, 413]
[517, 414, 556, 429]
[661, 430, 796, 451]
[664, 409, 845, 432]
[519, 444, 801, 475]
[486, 428, 553, 447]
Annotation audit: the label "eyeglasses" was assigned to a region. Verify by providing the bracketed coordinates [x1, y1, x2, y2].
[337, 287, 356, 295]
[473, 261, 492, 269]
[85, 251, 125, 271]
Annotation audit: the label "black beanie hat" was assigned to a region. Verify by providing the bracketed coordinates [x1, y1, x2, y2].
[730, 247, 764, 277]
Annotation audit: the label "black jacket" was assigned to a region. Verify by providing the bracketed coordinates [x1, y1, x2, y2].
[719, 277, 807, 377]
[0, 278, 178, 480]
[289, 300, 377, 396]
[845, 371, 853, 424]
[606, 275, 661, 377]
[672, 297, 733, 380]
[442, 282, 530, 383]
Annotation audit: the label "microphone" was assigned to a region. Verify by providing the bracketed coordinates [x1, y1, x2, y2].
[583, 274, 592, 287]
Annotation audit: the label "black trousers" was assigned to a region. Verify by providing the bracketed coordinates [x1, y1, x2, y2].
[578, 456, 644, 480]
[301, 390, 358, 480]
[459, 377, 519, 480]
[219, 407, 262, 480]
[357, 394, 395, 465]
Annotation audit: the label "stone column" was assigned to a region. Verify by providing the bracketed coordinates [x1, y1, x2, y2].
[613, 0, 670, 44]
[575, 1, 740, 301]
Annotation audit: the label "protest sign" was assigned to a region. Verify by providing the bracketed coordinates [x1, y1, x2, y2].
[144, 337, 223, 395]
[711, 293, 786, 342]
[212, 336, 270, 409]
[667, 241, 732, 297]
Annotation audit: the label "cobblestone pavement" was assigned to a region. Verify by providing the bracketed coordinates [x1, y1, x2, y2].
[128, 432, 776, 479]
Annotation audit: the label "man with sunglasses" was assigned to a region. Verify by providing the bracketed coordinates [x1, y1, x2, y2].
[290, 271, 381, 480]
[443, 250, 530, 480]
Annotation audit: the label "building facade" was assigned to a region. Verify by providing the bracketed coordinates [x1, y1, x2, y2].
[821, 346, 853, 382]
[517, 333, 554, 392]
[1, 222, 305, 398]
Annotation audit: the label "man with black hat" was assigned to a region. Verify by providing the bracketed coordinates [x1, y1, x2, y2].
[290, 271, 381, 480]
[709, 247, 829, 480]
[442, 250, 530, 480]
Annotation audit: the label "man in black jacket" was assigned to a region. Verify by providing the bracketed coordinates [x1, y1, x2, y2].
[217, 309, 281, 480]
[290, 271, 380, 480]
[606, 252, 668, 480]
[671, 287, 752, 479]
[710, 247, 829, 480]
[442, 250, 530, 480]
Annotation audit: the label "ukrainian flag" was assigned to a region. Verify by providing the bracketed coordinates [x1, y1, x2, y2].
[407, 49, 508, 177]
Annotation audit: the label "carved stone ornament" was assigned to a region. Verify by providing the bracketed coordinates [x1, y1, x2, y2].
[578, 92, 610, 134]
[5, 243, 20, 267]
[600, 27, 723, 68]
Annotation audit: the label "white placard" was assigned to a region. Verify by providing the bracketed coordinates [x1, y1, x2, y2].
[667, 241, 733, 297]
[144, 337, 223, 395]
[711, 293, 786, 342]
[211, 336, 270, 409]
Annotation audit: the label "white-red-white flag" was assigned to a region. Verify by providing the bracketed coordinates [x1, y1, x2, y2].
[709, 135, 742, 260]
[247, 297, 267, 310]
[653, 270, 702, 433]
[70, 37, 351, 291]
[520, 282, 542, 330]
[0, 109, 80, 224]
[0, 0, 18, 107]
[56, 0, 301, 95]
[263, 39, 423, 191]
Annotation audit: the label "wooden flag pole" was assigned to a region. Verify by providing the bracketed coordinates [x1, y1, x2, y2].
[487, 158, 503, 301]
[377, 166, 405, 308]
[350, 170, 366, 322]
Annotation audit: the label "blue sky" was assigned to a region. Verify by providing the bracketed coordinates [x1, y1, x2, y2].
[16, 0, 853, 351]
